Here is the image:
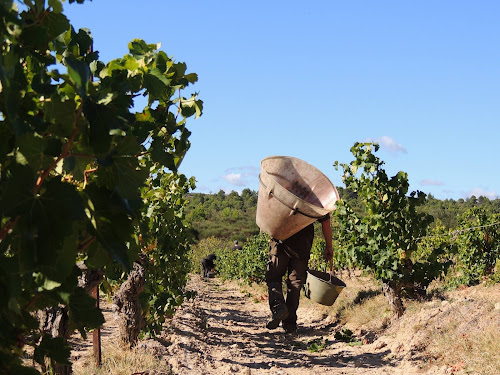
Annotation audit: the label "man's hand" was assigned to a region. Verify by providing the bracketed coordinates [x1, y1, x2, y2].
[323, 247, 333, 261]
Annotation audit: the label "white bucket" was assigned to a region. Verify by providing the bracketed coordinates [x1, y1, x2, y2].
[256, 156, 339, 240]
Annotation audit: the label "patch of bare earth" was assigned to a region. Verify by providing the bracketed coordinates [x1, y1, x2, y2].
[71, 275, 500, 375]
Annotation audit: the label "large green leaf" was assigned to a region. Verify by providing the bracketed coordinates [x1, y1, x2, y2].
[83, 100, 112, 154]
[44, 138, 63, 157]
[20, 25, 51, 52]
[68, 287, 104, 337]
[16, 132, 49, 170]
[94, 228, 131, 271]
[150, 137, 176, 171]
[184, 72, 198, 84]
[85, 185, 134, 270]
[180, 95, 203, 119]
[32, 71, 57, 96]
[84, 239, 112, 269]
[155, 51, 170, 73]
[75, 28, 93, 53]
[0, 50, 29, 136]
[128, 39, 157, 57]
[43, 11, 70, 41]
[11, 179, 84, 276]
[44, 95, 78, 138]
[144, 68, 171, 100]
[38, 178, 85, 224]
[34, 335, 71, 366]
[96, 135, 148, 199]
[0, 163, 36, 217]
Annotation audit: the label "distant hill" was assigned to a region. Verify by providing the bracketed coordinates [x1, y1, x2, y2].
[185, 189, 259, 243]
[185, 187, 500, 241]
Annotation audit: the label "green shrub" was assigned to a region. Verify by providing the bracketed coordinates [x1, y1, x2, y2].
[215, 232, 269, 284]
[450, 208, 500, 286]
[215, 241, 242, 280]
[412, 220, 456, 288]
[309, 237, 327, 271]
[488, 259, 500, 285]
[190, 237, 228, 275]
[334, 142, 452, 316]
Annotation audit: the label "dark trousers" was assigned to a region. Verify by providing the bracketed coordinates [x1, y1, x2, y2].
[265, 240, 309, 329]
[202, 259, 214, 277]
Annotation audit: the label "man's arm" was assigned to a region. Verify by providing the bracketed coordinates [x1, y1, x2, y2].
[321, 216, 333, 262]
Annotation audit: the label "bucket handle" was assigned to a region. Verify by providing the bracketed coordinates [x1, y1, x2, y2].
[321, 258, 335, 282]
[259, 174, 325, 220]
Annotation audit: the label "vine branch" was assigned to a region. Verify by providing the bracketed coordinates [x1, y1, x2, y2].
[78, 236, 97, 252]
[24, 293, 40, 312]
[83, 168, 98, 189]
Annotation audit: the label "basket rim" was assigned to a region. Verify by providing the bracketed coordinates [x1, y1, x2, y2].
[260, 155, 339, 212]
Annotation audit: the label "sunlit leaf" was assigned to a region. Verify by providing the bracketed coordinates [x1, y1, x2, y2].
[65, 57, 89, 96]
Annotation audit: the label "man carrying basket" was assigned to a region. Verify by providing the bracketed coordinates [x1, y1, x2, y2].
[265, 214, 333, 334]
[256, 156, 339, 334]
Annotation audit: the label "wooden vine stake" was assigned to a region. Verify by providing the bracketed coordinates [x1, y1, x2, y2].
[88, 41, 102, 368]
[91, 285, 102, 367]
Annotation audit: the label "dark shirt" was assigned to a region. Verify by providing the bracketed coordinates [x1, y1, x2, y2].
[280, 213, 330, 260]
[202, 254, 216, 269]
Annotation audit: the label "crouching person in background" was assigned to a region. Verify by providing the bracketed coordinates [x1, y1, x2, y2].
[202, 253, 217, 278]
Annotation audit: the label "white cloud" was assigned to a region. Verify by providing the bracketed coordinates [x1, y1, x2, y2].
[365, 136, 407, 153]
[221, 166, 260, 187]
[420, 179, 444, 186]
[463, 188, 498, 200]
[223, 173, 245, 186]
[225, 166, 259, 176]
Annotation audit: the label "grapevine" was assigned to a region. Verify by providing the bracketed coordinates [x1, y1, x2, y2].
[0, 0, 202, 371]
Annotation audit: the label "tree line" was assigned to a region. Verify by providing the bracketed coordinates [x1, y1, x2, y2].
[185, 183, 500, 242]
[185, 188, 259, 242]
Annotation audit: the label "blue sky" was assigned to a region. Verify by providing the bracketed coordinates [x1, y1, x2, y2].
[64, 0, 499, 200]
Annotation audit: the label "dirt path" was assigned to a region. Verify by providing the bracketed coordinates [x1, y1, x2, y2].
[70, 274, 500, 374]
[158, 275, 434, 375]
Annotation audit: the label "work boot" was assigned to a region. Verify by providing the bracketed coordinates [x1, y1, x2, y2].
[282, 323, 297, 335]
[266, 305, 289, 330]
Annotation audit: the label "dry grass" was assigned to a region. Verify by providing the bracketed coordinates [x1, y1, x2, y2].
[339, 293, 389, 329]
[326, 273, 390, 333]
[423, 295, 500, 375]
[317, 272, 500, 374]
[430, 319, 500, 375]
[73, 340, 173, 375]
